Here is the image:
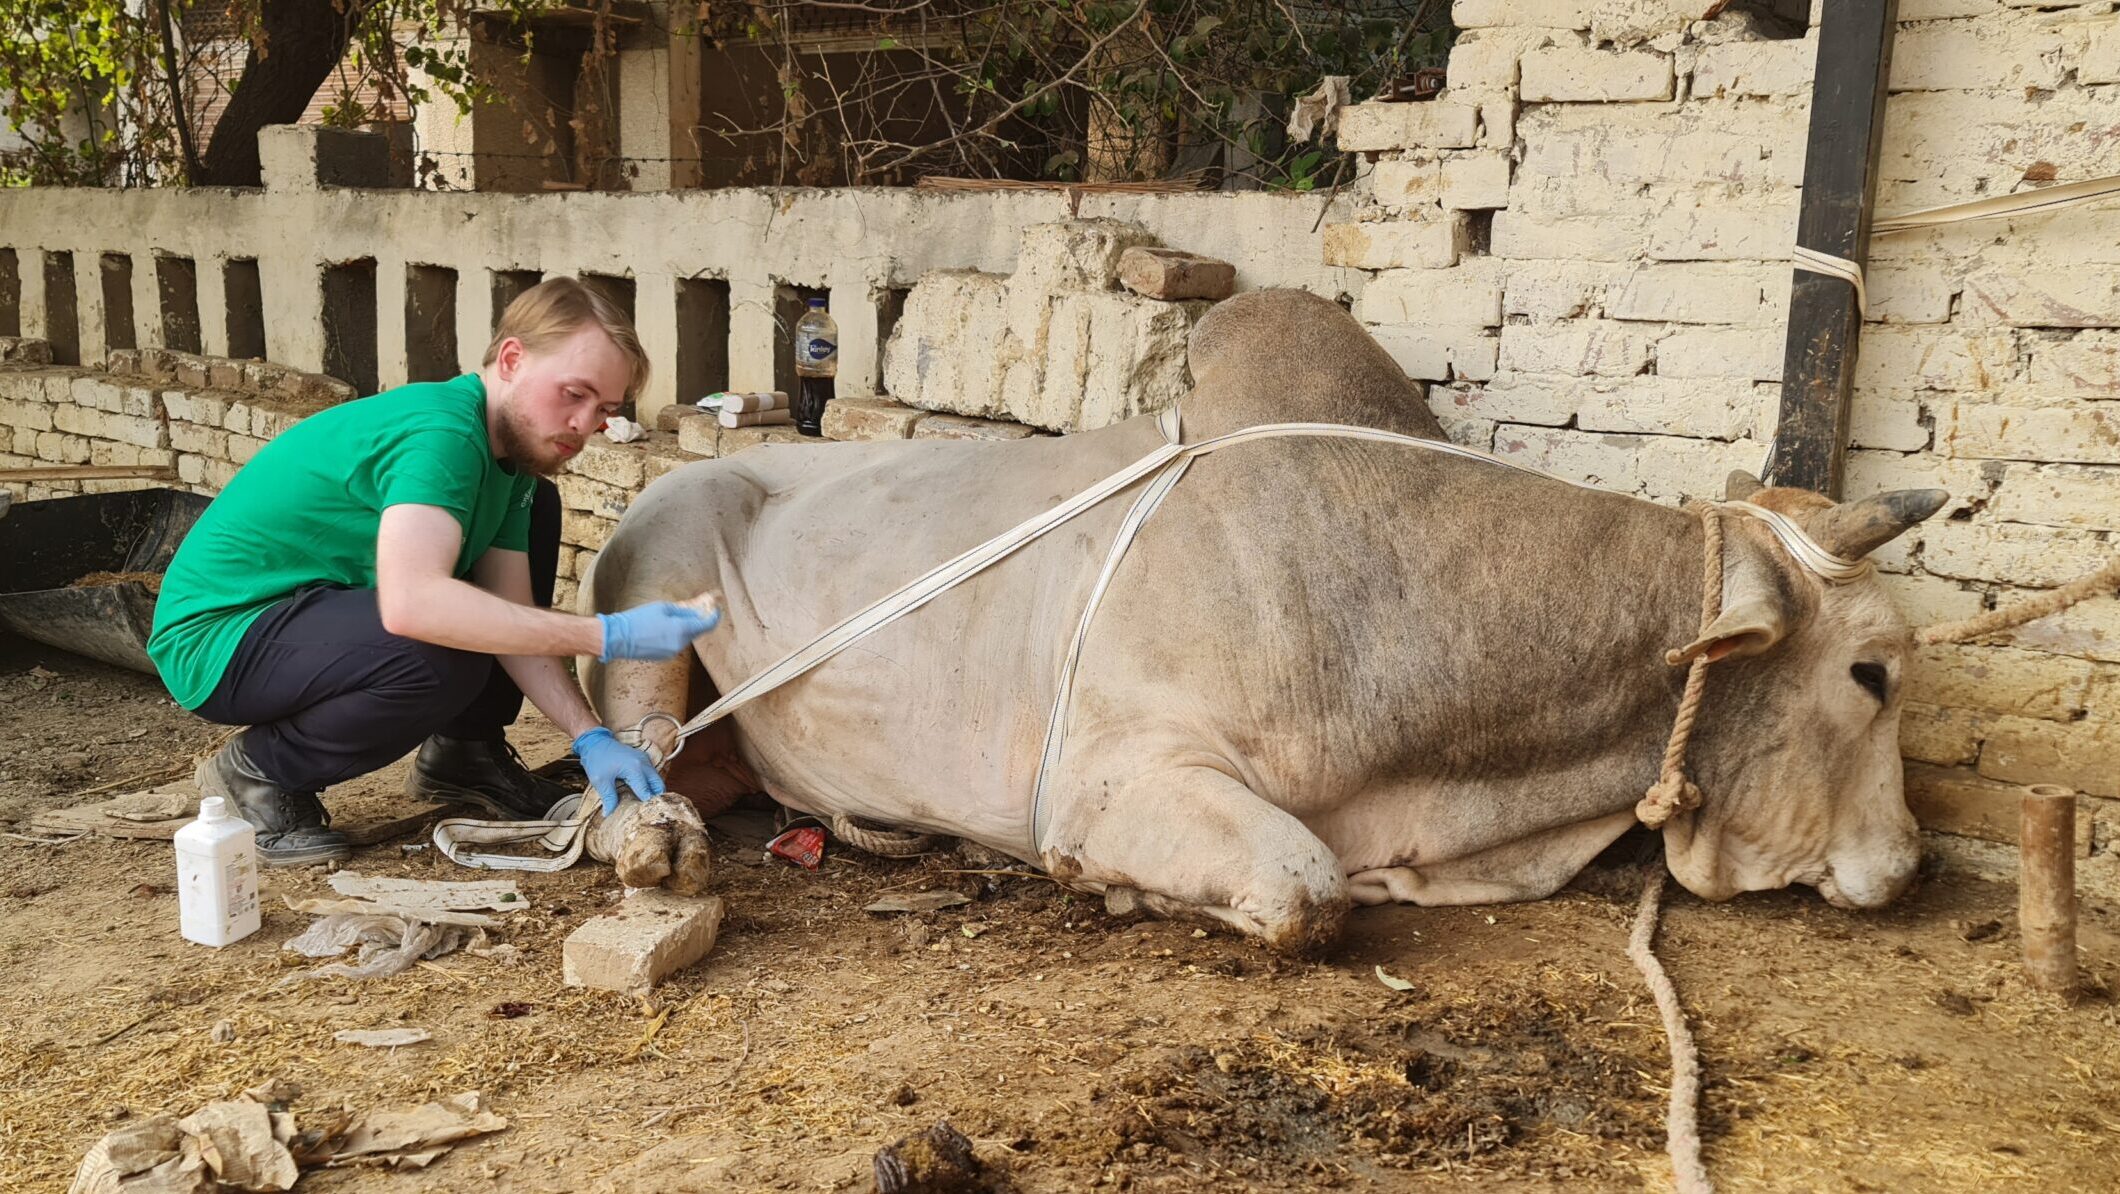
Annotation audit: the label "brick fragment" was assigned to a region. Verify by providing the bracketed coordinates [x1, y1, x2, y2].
[563, 892, 725, 993]
[824, 396, 929, 441]
[1116, 247, 1236, 302]
[655, 402, 709, 434]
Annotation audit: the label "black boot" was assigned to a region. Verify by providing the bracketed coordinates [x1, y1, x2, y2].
[195, 737, 353, 867]
[405, 735, 576, 820]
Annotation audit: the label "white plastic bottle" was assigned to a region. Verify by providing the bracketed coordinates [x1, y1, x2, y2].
[175, 796, 262, 947]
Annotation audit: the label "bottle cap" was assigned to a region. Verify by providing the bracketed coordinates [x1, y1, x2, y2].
[806, 297, 827, 309]
[198, 796, 229, 822]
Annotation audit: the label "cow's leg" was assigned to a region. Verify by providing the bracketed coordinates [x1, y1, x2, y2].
[580, 654, 716, 894]
[1045, 766, 1350, 954]
[1344, 810, 1637, 906]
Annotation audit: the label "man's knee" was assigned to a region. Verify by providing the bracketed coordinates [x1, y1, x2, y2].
[385, 636, 492, 711]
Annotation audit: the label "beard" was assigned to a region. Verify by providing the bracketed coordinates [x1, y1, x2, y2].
[492, 405, 574, 478]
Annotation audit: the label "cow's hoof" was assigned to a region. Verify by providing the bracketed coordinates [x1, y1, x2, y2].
[615, 792, 714, 895]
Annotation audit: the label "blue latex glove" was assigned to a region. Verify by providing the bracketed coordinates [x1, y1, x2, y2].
[574, 727, 665, 816]
[597, 601, 720, 663]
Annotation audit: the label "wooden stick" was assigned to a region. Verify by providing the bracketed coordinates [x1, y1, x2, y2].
[1764, 0, 1898, 498]
[0, 464, 179, 482]
[2019, 784, 2078, 993]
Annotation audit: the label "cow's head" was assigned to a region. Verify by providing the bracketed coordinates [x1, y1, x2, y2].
[1660, 472, 1946, 911]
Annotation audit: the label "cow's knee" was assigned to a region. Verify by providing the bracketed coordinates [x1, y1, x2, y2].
[1044, 766, 1349, 955]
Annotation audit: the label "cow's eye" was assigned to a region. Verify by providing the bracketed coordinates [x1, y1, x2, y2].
[1851, 661, 1889, 703]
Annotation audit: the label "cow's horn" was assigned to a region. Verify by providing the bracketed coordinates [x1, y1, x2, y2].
[1808, 489, 1950, 559]
[1724, 470, 1765, 501]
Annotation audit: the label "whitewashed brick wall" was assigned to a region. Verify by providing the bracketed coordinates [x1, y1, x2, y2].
[1326, 0, 2120, 849]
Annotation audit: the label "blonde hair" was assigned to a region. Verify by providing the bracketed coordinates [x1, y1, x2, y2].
[483, 276, 649, 401]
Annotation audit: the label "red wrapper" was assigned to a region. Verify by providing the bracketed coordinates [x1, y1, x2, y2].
[766, 825, 826, 870]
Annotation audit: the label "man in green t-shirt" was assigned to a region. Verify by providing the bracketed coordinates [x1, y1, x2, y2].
[149, 278, 715, 865]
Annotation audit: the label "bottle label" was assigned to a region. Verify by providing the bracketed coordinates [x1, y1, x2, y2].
[802, 337, 837, 362]
[226, 854, 258, 921]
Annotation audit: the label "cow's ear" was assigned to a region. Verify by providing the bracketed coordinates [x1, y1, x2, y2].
[1668, 546, 1788, 664]
[1670, 596, 1786, 664]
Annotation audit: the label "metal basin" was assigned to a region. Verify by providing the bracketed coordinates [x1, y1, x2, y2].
[0, 488, 209, 673]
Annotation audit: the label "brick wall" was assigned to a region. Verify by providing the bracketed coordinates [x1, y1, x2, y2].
[1323, 0, 2120, 851]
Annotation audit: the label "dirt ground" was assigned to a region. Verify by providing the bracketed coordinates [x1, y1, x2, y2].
[3, 637, 2118, 1193]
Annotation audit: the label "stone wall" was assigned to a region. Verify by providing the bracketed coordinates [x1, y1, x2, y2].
[1322, 0, 2120, 850]
[0, 343, 353, 500]
[881, 220, 1215, 433]
[0, 125, 1356, 429]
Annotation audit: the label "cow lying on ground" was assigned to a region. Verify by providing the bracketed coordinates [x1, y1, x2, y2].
[577, 289, 1944, 953]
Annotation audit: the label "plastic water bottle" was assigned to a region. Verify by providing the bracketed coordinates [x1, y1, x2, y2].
[792, 297, 838, 437]
[175, 796, 262, 947]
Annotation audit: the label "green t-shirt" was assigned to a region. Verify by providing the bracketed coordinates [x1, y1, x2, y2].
[148, 373, 537, 709]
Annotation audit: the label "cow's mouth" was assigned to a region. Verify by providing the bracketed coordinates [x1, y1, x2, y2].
[1816, 865, 1917, 910]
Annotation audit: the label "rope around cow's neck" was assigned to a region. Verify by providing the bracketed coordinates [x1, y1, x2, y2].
[1636, 501, 1725, 831]
[1627, 500, 1728, 1194]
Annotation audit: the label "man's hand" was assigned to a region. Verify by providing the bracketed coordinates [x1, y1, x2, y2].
[574, 727, 665, 816]
[596, 601, 720, 662]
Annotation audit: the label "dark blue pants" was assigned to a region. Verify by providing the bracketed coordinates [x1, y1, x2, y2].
[193, 480, 562, 793]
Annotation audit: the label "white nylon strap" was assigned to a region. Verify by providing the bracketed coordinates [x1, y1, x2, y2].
[1721, 500, 1872, 584]
[1791, 245, 1868, 317]
[1030, 409, 1194, 845]
[1872, 171, 2120, 235]
[1789, 171, 2120, 323]
[433, 794, 591, 872]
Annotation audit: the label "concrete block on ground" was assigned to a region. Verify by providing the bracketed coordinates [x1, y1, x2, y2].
[1116, 247, 1236, 302]
[563, 892, 725, 993]
[824, 396, 928, 441]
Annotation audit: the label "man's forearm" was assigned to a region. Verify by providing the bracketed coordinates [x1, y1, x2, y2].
[499, 654, 601, 740]
[382, 575, 604, 658]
